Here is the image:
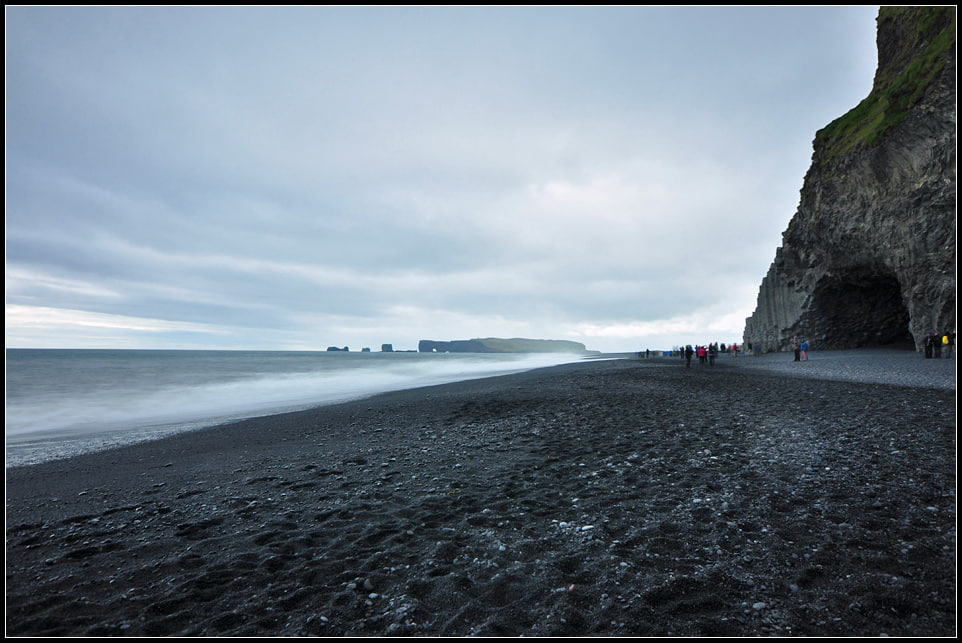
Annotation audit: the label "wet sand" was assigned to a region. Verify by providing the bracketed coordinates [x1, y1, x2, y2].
[5, 351, 956, 636]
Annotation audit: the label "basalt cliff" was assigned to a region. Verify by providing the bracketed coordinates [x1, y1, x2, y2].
[743, 7, 956, 352]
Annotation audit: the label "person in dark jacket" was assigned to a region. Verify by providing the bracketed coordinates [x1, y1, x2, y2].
[924, 332, 936, 358]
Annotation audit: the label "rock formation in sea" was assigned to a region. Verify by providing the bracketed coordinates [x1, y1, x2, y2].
[743, 7, 956, 352]
[418, 338, 588, 354]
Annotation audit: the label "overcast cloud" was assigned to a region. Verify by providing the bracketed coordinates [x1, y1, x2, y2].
[6, 6, 880, 352]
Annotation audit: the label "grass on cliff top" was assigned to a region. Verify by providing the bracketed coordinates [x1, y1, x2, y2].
[813, 6, 955, 166]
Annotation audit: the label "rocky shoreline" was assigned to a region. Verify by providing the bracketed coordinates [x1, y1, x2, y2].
[5, 352, 956, 636]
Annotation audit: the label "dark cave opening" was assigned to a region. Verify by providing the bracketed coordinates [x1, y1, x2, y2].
[810, 269, 913, 349]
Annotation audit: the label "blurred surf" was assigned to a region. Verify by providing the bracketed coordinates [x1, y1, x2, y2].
[5, 349, 583, 466]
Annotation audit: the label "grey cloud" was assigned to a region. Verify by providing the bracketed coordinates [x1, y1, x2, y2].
[6, 6, 881, 351]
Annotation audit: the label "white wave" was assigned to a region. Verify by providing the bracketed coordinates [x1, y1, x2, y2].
[6, 351, 582, 465]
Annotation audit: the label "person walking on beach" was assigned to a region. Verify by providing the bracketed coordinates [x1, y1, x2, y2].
[792, 336, 801, 362]
[800, 338, 809, 361]
[685, 345, 693, 368]
[708, 343, 717, 366]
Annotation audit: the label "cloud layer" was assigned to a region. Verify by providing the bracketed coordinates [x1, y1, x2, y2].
[6, 6, 880, 352]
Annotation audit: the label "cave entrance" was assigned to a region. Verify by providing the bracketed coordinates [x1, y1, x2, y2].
[809, 268, 912, 349]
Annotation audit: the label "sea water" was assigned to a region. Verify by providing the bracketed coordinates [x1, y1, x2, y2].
[5, 349, 583, 467]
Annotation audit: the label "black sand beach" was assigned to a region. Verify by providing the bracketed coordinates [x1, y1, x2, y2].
[6, 350, 956, 636]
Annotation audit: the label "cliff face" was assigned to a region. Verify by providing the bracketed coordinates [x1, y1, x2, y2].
[744, 7, 956, 352]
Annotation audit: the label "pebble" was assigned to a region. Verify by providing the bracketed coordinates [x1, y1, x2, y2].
[730, 349, 954, 390]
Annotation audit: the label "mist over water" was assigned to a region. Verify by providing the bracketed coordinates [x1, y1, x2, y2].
[5, 349, 583, 467]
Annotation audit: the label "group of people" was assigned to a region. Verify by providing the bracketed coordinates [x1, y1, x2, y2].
[924, 330, 955, 358]
[679, 342, 734, 367]
[791, 336, 810, 362]
[662, 331, 956, 362]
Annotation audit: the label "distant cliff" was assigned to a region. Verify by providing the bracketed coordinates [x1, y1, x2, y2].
[418, 338, 588, 354]
[744, 6, 956, 352]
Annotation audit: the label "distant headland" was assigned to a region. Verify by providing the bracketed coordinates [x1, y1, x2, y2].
[417, 338, 589, 354]
[326, 338, 591, 354]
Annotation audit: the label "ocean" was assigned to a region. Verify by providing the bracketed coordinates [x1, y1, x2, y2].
[5, 349, 585, 467]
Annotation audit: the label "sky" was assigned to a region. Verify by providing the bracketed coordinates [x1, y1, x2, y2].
[6, 6, 881, 353]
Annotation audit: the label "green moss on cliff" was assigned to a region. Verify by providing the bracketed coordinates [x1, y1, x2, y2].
[813, 6, 955, 166]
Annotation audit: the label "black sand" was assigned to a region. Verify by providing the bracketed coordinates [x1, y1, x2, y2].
[5, 351, 956, 636]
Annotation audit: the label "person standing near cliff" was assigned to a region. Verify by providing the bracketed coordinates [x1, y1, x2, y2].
[792, 336, 801, 362]
[800, 338, 809, 361]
